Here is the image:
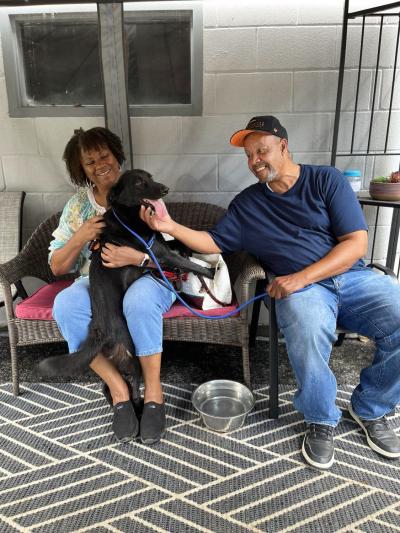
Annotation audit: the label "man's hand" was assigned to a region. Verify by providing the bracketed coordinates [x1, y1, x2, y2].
[266, 230, 368, 299]
[101, 243, 144, 268]
[140, 205, 175, 234]
[140, 205, 221, 255]
[267, 272, 309, 299]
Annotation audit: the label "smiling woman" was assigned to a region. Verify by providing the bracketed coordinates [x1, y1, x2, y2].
[47, 126, 176, 445]
[80, 148, 121, 204]
[63, 127, 125, 190]
[49, 127, 126, 278]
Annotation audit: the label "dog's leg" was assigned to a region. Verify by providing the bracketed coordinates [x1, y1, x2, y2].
[107, 340, 142, 403]
[120, 358, 141, 400]
[158, 250, 215, 279]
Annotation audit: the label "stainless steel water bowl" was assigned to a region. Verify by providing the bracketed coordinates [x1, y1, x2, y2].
[192, 380, 255, 432]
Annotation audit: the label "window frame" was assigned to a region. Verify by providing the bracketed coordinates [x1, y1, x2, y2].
[0, 1, 203, 118]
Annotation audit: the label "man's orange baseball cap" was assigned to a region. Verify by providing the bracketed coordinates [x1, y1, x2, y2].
[230, 115, 288, 147]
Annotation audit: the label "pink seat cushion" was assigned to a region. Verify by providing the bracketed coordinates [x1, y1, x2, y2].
[15, 280, 74, 320]
[163, 299, 239, 318]
[15, 280, 239, 320]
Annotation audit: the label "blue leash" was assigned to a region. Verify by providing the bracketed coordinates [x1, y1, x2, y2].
[112, 209, 266, 319]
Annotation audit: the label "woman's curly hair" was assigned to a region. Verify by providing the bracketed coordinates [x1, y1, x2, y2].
[63, 127, 125, 187]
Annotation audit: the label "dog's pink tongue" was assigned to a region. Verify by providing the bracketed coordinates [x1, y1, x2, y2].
[147, 198, 168, 218]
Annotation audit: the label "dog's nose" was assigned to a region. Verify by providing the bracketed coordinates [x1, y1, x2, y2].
[161, 185, 169, 195]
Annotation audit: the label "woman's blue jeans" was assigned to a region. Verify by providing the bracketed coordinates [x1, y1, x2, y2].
[275, 268, 400, 426]
[53, 273, 176, 357]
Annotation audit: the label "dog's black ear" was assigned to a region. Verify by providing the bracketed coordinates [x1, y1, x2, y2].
[107, 188, 116, 205]
[108, 180, 123, 205]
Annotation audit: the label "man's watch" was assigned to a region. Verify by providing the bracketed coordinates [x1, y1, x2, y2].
[139, 253, 150, 267]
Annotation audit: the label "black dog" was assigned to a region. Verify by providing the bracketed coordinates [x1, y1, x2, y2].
[39, 170, 214, 391]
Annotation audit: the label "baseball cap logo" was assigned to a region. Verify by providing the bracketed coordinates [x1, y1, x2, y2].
[248, 119, 264, 128]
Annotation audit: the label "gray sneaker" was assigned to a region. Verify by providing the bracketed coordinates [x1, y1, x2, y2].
[302, 423, 335, 469]
[348, 403, 400, 459]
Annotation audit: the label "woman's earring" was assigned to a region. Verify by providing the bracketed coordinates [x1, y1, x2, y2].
[86, 178, 94, 189]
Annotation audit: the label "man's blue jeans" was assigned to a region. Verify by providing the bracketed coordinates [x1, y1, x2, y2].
[275, 268, 400, 426]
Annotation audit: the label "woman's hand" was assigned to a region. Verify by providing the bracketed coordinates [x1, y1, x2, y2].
[140, 205, 175, 234]
[101, 243, 144, 268]
[75, 215, 105, 244]
[52, 215, 106, 276]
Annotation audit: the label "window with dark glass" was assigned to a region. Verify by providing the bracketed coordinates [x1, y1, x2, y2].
[18, 18, 103, 106]
[1, 4, 200, 116]
[125, 13, 191, 106]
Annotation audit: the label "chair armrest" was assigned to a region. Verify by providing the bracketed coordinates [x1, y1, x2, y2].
[235, 255, 266, 319]
[237, 254, 266, 286]
[0, 253, 43, 323]
[0, 248, 76, 296]
[0, 211, 66, 289]
[366, 262, 398, 281]
[0, 250, 43, 287]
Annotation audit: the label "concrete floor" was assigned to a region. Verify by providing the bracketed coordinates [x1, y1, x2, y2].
[0, 333, 374, 389]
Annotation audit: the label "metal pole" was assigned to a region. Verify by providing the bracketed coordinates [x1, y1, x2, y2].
[385, 14, 400, 152]
[268, 297, 279, 419]
[331, 0, 349, 167]
[97, 1, 133, 169]
[366, 17, 384, 154]
[349, 2, 400, 19]
[350, 16, 365, 154]
[386, 209, 400, 270]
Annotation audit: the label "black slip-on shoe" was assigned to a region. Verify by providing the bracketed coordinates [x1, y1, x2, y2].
[112, 400, 139, 443]
[302, 423, 335, 469]
[348, 403, 400, 459]
[102, 383, 144, 419]
[140, 402, 166, 445]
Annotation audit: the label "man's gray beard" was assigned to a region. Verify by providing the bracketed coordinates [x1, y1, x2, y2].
[265, 169, 278, 183]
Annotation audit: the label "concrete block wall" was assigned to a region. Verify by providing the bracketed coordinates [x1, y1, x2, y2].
[0, 0, 399, 320]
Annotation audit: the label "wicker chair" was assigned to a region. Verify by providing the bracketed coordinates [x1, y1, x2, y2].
[0, 191, 27, 308]
[0, 202, 264, 396]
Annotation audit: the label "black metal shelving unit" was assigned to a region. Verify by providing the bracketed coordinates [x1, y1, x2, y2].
[331, 0, 400, 168]
[331, 1, 400, 277]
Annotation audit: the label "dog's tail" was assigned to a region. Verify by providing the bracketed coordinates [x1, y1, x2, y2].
[38, 326, 106, 377]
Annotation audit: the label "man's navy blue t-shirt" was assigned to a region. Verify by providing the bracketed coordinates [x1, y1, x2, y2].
[208, 165, 368, 276]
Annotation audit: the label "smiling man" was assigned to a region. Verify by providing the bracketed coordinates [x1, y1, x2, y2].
[141, 115, 400, 470]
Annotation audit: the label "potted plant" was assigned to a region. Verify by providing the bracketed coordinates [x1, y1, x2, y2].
[369, 171, 400, 201]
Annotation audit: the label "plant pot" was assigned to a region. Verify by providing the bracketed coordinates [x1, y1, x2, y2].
[369, 181, 400, 201]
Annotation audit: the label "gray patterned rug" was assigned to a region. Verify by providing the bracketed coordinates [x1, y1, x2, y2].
[0, 382, 399, 533]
